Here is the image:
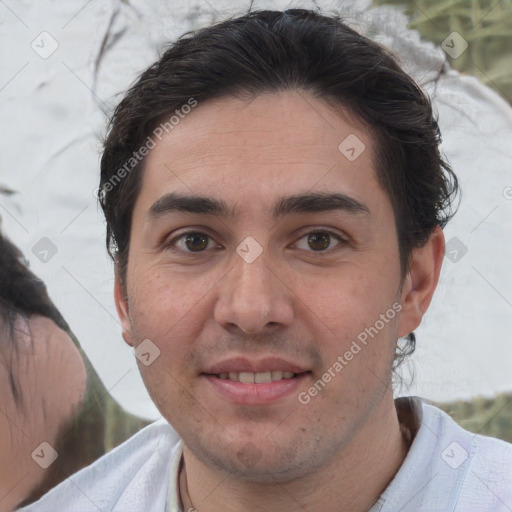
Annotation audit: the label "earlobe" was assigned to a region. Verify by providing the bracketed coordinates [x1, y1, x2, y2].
[397, 226, 445, 338]
[114, 273, 134, 347]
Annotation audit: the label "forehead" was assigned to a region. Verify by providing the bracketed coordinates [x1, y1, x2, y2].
[135, 91, 387, 221]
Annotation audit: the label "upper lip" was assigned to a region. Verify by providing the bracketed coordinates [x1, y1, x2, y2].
[203, 357, 309, 375]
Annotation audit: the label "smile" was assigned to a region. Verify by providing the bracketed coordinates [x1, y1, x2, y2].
[213, 371, 298, 383]
[203, 371, 311, 405]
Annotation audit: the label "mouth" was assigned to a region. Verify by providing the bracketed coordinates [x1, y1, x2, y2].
[208, 370, 305, 383]
[202, 368, 311, 405]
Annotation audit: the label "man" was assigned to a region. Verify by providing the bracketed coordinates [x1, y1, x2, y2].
[19, 8, 512, 512]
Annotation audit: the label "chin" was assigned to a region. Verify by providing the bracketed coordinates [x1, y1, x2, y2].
[189, 433, 328, 484]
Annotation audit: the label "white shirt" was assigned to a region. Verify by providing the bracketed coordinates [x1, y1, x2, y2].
[369, 398, 512, 511]
[19, 397, 512, 512]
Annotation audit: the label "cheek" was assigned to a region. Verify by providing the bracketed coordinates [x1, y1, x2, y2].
[127, 267, 219, 375]
[296, 265, 399, 372]
[295, 266, 381, 335]
[130, 268, 202, 332]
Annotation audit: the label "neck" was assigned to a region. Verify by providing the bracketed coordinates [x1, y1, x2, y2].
[180, 395, 410, 512]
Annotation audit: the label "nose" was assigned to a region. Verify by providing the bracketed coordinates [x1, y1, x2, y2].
[213, 249, 295, 334]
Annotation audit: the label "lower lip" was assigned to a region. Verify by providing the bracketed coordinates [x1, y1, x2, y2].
[203, 373, 310, 405]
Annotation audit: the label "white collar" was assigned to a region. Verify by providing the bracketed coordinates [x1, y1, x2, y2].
[165, 440, 184, 512]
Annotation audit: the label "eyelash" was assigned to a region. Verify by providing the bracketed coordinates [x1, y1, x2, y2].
[164, 229, 348, 255]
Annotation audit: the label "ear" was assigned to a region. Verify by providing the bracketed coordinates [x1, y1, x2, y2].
[114, 272, 135, 347]
[398, 225, 445, 338]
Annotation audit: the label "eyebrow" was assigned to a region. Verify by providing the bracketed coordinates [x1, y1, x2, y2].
[147, 191, 370, 220]
[148, 193, 233, 218]
[272, 192, 370, 217]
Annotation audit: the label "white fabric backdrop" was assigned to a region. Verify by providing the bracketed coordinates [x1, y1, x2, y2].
[1, 0, 511, 420]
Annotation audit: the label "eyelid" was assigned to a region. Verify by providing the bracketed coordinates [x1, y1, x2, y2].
[291, 228, 349, 251]
[163, 227, 349, 254]
[164, 229, 222, 254]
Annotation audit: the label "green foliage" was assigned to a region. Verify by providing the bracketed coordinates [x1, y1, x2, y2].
[434, 392, 512, 442]
[372, 0, 512, 104]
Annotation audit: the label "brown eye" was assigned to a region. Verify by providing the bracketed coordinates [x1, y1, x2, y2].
[293, 230, 346, 253]
[307, 232, 331, 251]
[165, 231, 222, 255]
[184, 233, 209, 251]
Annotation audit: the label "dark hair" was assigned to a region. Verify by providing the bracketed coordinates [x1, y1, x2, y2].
[0, 233, 69, 408]
[99, 8, 458, 357]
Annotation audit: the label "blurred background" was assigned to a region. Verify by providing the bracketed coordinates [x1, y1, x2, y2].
[369, 0, 512, 440]
[0, 0, 511, 508]
[373, 0, 512, 101]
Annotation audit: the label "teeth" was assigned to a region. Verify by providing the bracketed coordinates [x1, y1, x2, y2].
[239, 372, 255, 383]
[255, 371, 272, 383]
[271, 371, 283, 381]
[217, 371, 297, 383]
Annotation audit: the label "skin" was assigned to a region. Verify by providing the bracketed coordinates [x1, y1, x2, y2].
[115, 91, 445, 512]
[0, 315, 86, 512]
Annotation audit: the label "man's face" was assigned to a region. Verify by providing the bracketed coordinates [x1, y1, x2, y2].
[116, 91, 417, 481]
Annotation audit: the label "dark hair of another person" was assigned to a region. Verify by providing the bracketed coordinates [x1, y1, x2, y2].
[0, 230, 150, 508]
[98, 8, 459, 364]
[0, 234, 69, 408]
